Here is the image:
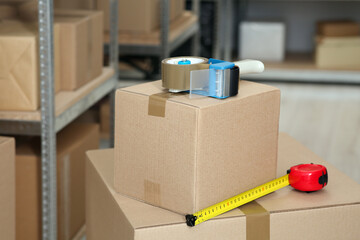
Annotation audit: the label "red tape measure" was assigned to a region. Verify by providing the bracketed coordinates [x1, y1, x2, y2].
[288, 163, 328, 192]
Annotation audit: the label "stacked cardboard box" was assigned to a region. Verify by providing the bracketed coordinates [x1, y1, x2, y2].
[86, 133, 360, 239]
[16, 123, 99, 240]
[0, 137, 15, 240]
[0, 5, 103, 110]
[86, 79, 360, 239]
[315, 20, 360, 69]
[114, 80, 280, 214]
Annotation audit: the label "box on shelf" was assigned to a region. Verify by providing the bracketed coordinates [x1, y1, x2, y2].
[315, 36, 360, 70]
[16, 0, 38, 21]
[0, 20, 40, 111]
[54, 9, 103, 90]
[0, 137, 15, 240]
[86, 133, 360, 240]
[15, 123, 99, 240]
[0, 4, 17, 20]
[54, 0, 95, 10]
[317, 20, 360, 37]
[114, 80, 280, 214]
[97, 0, 184, 33]
[239, 21, 286, 62]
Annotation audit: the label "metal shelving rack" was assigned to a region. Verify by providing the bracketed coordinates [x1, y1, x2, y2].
[118, 0, 201, 59]
[0, 0, 118, 239]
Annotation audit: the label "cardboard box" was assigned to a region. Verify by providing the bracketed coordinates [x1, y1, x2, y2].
[0, 4, 17, 20]
[0, 19, 63, 111]
[316, 36, 360, 70]
[240, 21, 286, 62]
[86, 133, 360, 240]
[54, 0, 95, 10]
[16, 123, 99, 240]
[16, 0, 37, 22]
[0, 20, 39, 111]
[0, 137, 15, 240]
[54, 15, 90, 91]
[114, 80, 280, 214]
[97, 0, 184, 33]
[317, 20, 360, 37]
[55, 9, 103, 86]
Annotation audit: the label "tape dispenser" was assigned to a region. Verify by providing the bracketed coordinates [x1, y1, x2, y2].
[161, 57, 264, 99]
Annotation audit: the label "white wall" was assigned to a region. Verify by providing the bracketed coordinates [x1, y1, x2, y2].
[244, 1, 360, 52]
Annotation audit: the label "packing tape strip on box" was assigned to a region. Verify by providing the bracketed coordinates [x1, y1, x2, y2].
[162, 56, 264, 99]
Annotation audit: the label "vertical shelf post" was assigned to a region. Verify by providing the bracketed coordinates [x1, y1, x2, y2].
[161, 0, 170, 60]
[109, 0, 119, 147]
[38, 0, 57, 239]
[224, 0, 233, 61]
[191, 0, 201, 56]
[213, 0, 222, 59]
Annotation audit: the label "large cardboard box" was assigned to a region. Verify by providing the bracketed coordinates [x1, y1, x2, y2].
[0, 20, 39, 111]
[315, 36, 360, 70]
[54, 9, 103, 87]
[317, 20, 360, 37]
[16, 123, 99, 240]
[86, 133, 360, 240]
[97, 0, 184, 33]
[0, 137, 15, 240]
[114, 80, 280, 214]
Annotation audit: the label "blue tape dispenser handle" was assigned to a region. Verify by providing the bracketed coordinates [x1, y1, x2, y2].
[190, 59, 264, 99]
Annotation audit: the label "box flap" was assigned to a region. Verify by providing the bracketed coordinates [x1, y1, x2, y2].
[89, 133, 360, 230]
[119, 80, 279, 109]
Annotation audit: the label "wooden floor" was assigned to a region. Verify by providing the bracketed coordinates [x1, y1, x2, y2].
[267, 82, 360, 184]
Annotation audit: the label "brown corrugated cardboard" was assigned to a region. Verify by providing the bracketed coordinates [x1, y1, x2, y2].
[316, 36, 360, 70]
[54, 15, 89, 91]
[16, 0, 37, 22]
[86, 133, 360, 240]
[0, 20, 39, 111]
[16, 123, 99, 240]
[0, 137, 15, 240]
[54, 0, 95, 10]
[114, 80, 280, 214]
[0, 4, 17, 19]
[317, 20, 360, 37]
[97, 0, 184, 33]
[54, 9, 103, 84]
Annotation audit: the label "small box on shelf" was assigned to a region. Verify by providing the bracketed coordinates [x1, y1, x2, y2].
[0, 137, 15, 240]
[15, 123, 99, 240]
[97, 0, 184, 33]
[239, 21, 286, 62]
[315, 36, 360, 70]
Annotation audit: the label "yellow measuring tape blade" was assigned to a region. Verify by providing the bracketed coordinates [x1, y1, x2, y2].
[192, 174, 290, 226]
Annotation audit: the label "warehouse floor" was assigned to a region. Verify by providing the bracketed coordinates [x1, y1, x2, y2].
[110, 80, 360, 184]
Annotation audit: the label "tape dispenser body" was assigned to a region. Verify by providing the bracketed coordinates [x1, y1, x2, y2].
[161, 57, 264, 99]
